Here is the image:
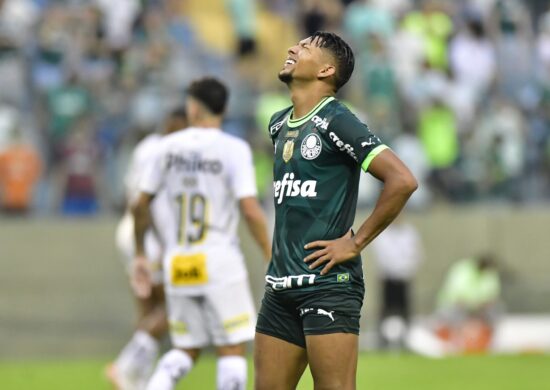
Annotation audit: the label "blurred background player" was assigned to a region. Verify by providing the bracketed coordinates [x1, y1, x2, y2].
[436, 253, 502, 354]
[132, 77, 271, 390]
[108, 108, 188, 390]
[370, 213, 423, 350]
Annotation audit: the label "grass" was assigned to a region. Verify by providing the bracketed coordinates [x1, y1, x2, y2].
[0, 354, 548, 390]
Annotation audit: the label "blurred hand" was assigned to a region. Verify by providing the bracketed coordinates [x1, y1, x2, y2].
[131, 255, 152, 298]
[303, 229, 360, 275]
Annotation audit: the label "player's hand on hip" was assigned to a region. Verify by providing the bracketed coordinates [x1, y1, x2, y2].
[131, 255, 152, 298]
[303, 229, 360, 275]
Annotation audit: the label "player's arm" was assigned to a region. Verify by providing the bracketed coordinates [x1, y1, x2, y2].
[130, 144, 165, 297]
[305, 149, 417, 274]
[239, 197, 271, 262]
[133, 192, 156, 257]
[231, 140, 271, 262]
[304, 112, 417, 274]
[130, 191, 156, 298]
[349, 149, 418, 251]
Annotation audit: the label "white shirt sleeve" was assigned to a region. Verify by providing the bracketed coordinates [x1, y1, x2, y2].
[228, 140, 258, 199]
[139, 143, 165, 195]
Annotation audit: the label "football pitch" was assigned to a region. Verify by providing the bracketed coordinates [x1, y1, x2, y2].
[1, 354, 548, 390]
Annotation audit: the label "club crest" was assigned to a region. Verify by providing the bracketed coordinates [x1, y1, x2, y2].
[301, 133, 322, 160]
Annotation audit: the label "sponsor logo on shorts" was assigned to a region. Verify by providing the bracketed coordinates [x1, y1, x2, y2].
[265, 274, 316, 290]
[299, 307, 335, 322]
[223, 313, 251, 332]
[273, 173, 317, 204]
[169, 320, 188, 335]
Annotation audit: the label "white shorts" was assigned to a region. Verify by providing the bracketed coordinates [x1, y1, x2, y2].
[167, 279, 256, 349]
[115, 213, 163, 285]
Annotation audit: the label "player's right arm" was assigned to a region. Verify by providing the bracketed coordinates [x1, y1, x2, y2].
[305, 110, 417, 274]
[131, 141, 166, 297]
[240, 197, 271, 262]
[230, 139, 271, 262]
[131, 191, 155, 298]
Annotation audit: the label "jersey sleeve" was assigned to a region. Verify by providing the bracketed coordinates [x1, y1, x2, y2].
[228, 140, 258, 199]
[138, 145, 165, 195]
[326, 111, 388, 172]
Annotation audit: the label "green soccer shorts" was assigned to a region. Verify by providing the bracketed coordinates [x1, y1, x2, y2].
[256, 286, 364, 348]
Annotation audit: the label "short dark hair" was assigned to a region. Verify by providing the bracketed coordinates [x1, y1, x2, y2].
[187, 77, 229, 115]
[311, 31, 355, 91]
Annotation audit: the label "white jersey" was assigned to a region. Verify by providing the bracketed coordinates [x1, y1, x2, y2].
[116, 133, 173, 284]
[124, 133, 174, 230]
[125, 133, 161, 204]
[139, 127, 257, 294]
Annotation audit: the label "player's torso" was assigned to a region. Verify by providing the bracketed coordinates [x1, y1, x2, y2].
[159, 129, 241, 249]
[159, 128, 247, 293]
[268, 98, 363, 291]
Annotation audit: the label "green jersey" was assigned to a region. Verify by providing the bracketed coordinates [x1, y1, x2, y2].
[266, 96, 388, 292]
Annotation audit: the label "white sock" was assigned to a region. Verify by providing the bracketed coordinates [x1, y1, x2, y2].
[115, 330, 159, 385]
[217, 356, 247, 390]
[146, 349, 193, 390]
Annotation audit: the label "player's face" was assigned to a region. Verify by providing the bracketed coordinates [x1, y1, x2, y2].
[279, 36, 328, 84]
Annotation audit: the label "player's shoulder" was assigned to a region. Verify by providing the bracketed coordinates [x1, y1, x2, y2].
[322, 99, 362, 126]
[217, 132, 253, 154]
[158, 128, 188, 147]
[268, 106, 293, 137]
[135, 133, 162, 151]
[133, 133, 162, 160]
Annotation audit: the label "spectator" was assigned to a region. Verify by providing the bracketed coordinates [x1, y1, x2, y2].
[391, 127, 431, 208]
[370, 215, 423, 349]
[58, 117, 100, 216]
[95, 0, 141, 68]
[536, 8, 550, 88]
[401, 0, 453, 70]
[449, 14, 496, 104]
[489, 0, 535, 109]
[417, 99, 461, 200]
[0, 129, 42, 215]
[225, 0, 258, 56]
[46, 73, 93, 159]
[470, 97, 526, 200]
[436, 254, 501, 353]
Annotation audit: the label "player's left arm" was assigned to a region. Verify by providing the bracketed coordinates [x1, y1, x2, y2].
[131, 145, 165, 297]
[304, 113, 417, 275]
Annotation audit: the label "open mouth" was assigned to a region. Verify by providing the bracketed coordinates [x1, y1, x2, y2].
[284, 58, 296, 66]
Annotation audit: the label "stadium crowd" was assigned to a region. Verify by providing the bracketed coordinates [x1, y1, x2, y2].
[0, 0, 549, 215]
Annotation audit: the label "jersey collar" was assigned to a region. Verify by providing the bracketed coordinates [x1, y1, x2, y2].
[287, 96, 335, 128]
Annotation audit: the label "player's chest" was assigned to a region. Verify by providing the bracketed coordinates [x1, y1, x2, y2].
[273, 125, 330, 168]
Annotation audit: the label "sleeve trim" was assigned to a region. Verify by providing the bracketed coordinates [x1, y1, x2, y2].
[361, 145, 389, 172]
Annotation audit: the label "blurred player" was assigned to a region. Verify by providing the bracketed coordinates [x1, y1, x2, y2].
[107, 108, 188, 390]
[132, 77, 271, 390]
[254, 32, 417, 389]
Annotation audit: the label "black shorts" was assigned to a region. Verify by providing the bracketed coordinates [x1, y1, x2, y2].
[256, 286, 364, 348]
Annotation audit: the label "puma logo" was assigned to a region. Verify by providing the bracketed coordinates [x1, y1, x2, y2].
[317, 308, 335, 322]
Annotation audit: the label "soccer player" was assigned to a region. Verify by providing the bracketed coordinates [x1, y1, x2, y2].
[254, 31, 418, 389]
[132, 77, 271, 390]
[107, 108, 188, 390]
